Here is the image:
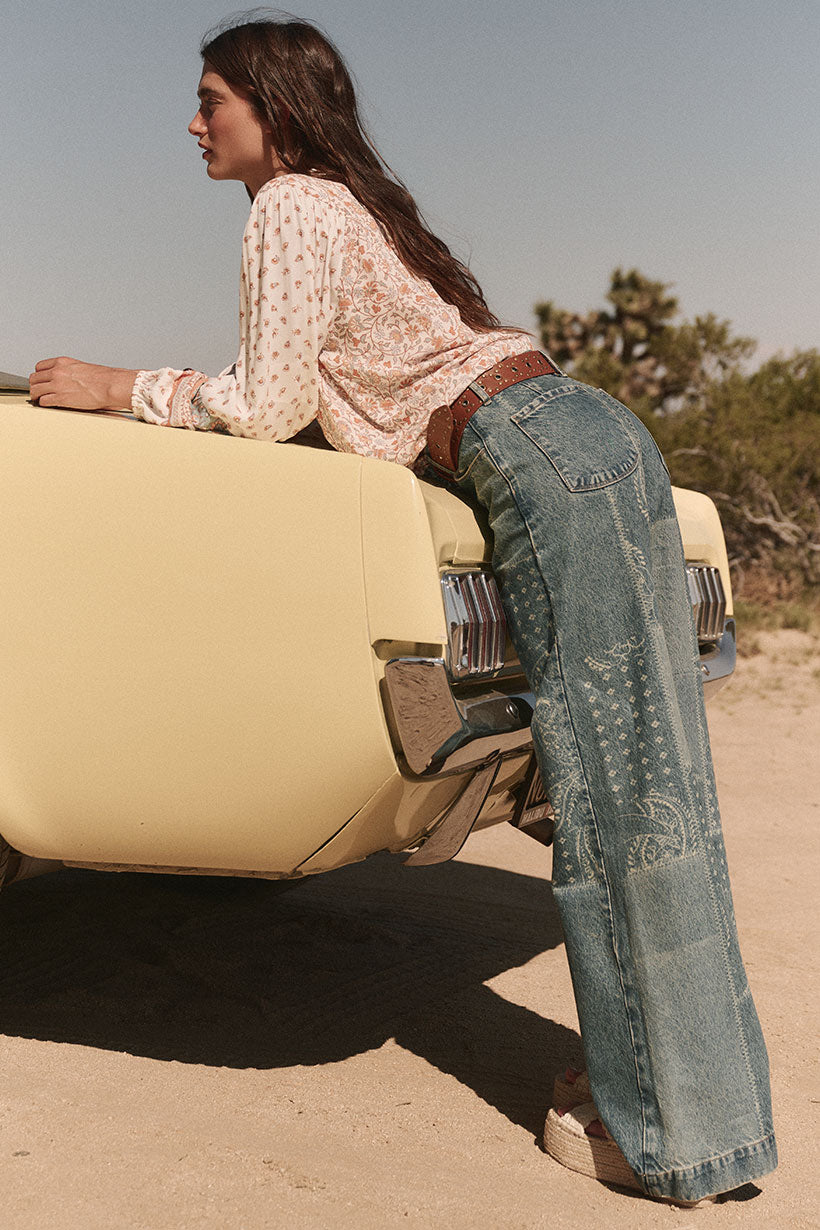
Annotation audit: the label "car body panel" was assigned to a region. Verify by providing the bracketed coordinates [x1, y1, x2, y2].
[418, 482, 493, 568]
[671, 487, 733, 614]
[0, 401, 397, 870]
[0, 389, 735, 880]
[360, 459, 448, 652]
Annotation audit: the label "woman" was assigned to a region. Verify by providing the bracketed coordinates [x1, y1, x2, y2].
[30, 16, 776, 1204]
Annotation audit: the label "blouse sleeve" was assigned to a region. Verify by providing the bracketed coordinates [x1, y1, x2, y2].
[131, 180, 343, 440]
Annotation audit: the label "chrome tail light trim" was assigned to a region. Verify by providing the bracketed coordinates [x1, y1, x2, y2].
[685, 563, 727, 642]
[441, 570, 507, 679]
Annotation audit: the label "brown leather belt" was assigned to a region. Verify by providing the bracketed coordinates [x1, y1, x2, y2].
[426, 350, 561, 472]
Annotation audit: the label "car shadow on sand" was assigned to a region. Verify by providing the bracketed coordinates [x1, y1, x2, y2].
[0, 851, 579, 1137]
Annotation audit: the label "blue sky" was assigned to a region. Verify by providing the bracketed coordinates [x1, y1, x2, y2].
[3, 0, 818, 378]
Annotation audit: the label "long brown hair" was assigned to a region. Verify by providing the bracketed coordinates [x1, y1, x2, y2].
[201, 15, 509, 332]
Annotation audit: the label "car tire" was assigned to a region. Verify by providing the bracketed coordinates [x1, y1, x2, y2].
[0, 837, 11, 890]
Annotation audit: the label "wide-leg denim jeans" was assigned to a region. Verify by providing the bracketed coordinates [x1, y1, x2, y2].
[437, 374, 776, 1201]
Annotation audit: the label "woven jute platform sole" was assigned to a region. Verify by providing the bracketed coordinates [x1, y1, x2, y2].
[544, 1106, 716, 1206]
[544, 1106, 640, 1190]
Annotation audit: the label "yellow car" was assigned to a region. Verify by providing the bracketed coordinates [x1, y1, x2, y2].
[0, 376, 734, 889]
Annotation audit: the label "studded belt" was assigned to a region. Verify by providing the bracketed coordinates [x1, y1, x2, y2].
[426, 350, 561, 473]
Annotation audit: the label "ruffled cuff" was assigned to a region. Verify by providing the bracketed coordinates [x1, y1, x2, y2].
[131, 368, 215, 430]
[131, 369, 166, 423]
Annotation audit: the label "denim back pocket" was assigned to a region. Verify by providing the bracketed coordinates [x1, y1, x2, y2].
[510, 383, 640, 492]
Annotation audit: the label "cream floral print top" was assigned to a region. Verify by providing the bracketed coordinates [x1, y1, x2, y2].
[131, 175, 533, 467]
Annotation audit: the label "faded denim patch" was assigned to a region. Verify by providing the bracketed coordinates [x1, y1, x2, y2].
[624, 853, 766, 1165]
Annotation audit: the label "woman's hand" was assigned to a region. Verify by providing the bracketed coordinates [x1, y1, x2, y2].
[29, 357, 139, 412]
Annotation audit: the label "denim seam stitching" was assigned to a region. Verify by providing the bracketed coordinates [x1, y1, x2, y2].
[511, 421, 639, 492]
[687, 714, 764, 1130]
[590, 386, 672, 480]
[454, 438, 488, 482]
[603, 478, 665, 1166]
[641, 1130, 776, 1183]
[476, 428, 650, 1170]
[510, 383, 640, 491]
[607, 477, 766, 1143]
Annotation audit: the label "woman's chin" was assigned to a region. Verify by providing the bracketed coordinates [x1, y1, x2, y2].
[204, 159, 231, 181]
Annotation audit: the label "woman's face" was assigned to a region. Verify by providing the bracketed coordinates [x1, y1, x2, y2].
[189, 67, 285, 194]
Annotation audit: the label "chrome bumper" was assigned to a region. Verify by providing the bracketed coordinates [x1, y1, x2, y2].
[382, 658, 534, 777]
[699, 617, 736, 699]
[387, 617, 736, 865]
[384, 617, 736, 777]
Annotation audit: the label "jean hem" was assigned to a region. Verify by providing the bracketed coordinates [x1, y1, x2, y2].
[640, 1132, 778, 1201]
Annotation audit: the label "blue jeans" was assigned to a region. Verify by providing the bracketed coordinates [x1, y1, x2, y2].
[433, 374, 776, 1201]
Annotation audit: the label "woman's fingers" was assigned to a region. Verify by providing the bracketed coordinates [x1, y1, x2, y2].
[29, 356, 74, 403]
[28, 357, 113, 410]
[28, 358, 139, 412]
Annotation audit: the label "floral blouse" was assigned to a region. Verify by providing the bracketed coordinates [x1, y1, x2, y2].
[131, 175, 533, 467]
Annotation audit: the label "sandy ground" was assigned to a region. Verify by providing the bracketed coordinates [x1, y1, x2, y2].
[1, 630, 818, 1229]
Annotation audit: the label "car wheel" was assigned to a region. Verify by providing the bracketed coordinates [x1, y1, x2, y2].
[0, 837, 11, 890]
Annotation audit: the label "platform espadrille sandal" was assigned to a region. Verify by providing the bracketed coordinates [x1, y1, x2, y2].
[551, 1066, 591, 1110]
[544, 1101, 640, 1190]
[544, 1101, 715, 1206]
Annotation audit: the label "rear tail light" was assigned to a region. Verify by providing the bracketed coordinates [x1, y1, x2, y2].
[441, 570, 507, 679]
[441, 564, 725, 678]
[686, 563, 726, 641]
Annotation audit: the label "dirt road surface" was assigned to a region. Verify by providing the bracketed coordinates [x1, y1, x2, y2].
[1, 631, 817, 1229]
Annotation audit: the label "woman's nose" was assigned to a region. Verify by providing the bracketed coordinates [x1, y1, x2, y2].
[188, 111, 206, 136]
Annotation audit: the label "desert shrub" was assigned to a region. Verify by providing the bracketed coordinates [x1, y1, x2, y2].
[535, 273, 820, 597]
